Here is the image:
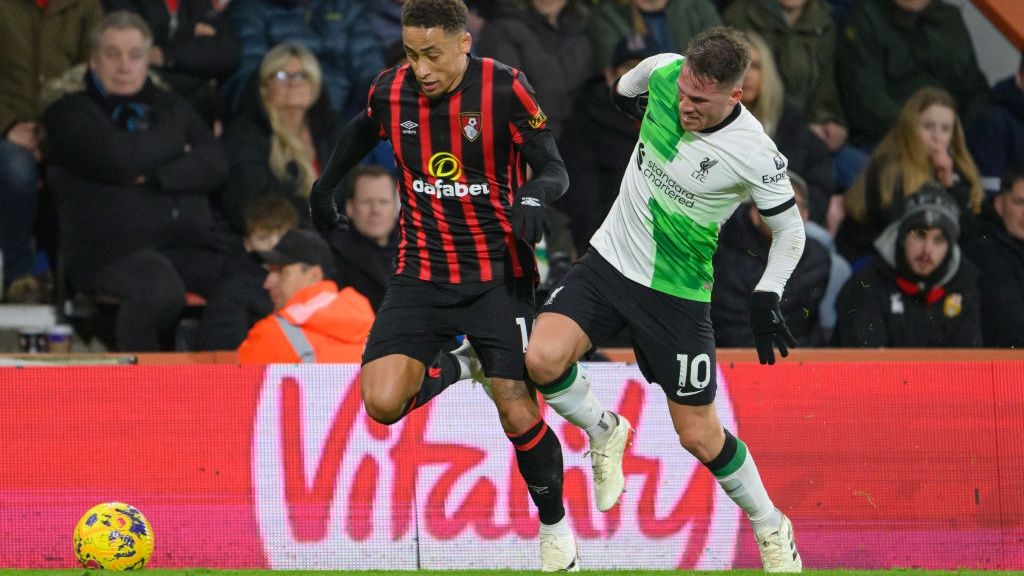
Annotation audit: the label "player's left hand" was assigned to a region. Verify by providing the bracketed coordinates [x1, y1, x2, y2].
[512, 193, 545, 244]
[749, 291, 796, 365]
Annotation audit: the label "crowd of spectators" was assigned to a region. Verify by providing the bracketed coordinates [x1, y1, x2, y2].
[1, 0, 1021, 352]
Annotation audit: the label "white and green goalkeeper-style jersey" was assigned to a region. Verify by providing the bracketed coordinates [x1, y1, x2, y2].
[590, 54, 806, 303]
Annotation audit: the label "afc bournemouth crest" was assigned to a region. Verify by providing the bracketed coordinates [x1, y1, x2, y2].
[461, 112, 481, 142]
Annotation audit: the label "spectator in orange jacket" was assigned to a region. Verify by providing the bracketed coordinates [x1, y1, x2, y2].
[238, 229, 373, 364]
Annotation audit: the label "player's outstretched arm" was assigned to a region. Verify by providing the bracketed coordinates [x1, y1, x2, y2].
[750, 199, 806, 365]
[308, 111, 380, 233]
[513, 132, 569, 244]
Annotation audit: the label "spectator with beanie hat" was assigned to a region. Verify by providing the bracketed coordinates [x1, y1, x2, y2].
[833, 183, 981, 347]
[238, 228, 374, 364]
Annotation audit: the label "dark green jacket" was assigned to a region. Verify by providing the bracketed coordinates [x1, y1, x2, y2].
[588, 0, 720, 71]
[836, 0, 989, 147]
[723, 0, 844, 125]
[0, 0, 104, 131]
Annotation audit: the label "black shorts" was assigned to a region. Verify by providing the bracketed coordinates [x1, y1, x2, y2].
[363, 274, 535, 380]
[541, 249, 717, 405]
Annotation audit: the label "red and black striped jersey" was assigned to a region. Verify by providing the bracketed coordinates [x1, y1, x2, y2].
[366, 56, 549, 284]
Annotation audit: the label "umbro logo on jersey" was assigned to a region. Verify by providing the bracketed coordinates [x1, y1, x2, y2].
[400, 120, 418, 134]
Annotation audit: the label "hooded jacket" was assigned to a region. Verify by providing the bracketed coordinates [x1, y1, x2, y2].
[966, 77, 1024, 194]
[238, 280, 373, 363]
[832, 198, 981, 348]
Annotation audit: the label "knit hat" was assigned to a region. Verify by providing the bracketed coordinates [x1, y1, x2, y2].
[897, 182, 961, 243]
[872, 182, 963, 282]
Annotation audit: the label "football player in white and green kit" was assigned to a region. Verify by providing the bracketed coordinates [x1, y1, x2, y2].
[524, 27, 805, 572]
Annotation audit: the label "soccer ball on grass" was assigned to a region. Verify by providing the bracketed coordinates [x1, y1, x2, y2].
[73, 502, 154, 570]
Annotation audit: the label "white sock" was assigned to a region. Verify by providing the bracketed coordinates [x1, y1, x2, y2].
[715, 447, 780, 532]
[539, 364, 613, 444]
[539, 514, 571, 533]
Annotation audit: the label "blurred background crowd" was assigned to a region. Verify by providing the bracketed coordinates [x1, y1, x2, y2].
[0, 0, 1021, 353]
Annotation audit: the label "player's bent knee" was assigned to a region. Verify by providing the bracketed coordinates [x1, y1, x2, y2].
[524, 340, 573, 385]
[361, 390, 406, 425]
[675, 426, 721, 462]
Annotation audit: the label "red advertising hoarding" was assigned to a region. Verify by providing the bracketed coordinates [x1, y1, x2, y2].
[0, 361, 1021, 570]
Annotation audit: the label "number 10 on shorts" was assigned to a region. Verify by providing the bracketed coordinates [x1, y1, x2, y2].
[676, 353, 711, 396]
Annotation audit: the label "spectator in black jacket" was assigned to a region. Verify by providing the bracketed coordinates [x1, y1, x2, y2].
[712, 174, 831, 348]
[221, 43, 340, 234]
[100, 0, 241, 126]
[476, 0, 592, 141]
[964, 165, 1024, 348]
[44, 11, 229, 351]
[196, 195, 298, 351]
[557, 35, 648, 257]
[833, 184, 981, 348]
[326, 165, 399, 311]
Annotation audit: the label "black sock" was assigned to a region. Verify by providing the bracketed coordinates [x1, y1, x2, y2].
[508, 418, 565, 525]
[400, 352, 461, 417]
[704, 428, 738, 473]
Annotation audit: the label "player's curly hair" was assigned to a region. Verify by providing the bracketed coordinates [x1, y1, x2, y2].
[684, 26, 751, 89]
[401, 0, 468, 33]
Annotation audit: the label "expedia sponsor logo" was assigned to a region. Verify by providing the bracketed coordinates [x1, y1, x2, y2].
[413, 152, 490, 199]
[643, 159, 696, 208]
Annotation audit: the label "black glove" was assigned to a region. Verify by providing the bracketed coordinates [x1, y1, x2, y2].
[308, 179, 349, 234]
[749, 291, 796, 365]
[511, 193, 545, 244]
[610, 79, 648, 121]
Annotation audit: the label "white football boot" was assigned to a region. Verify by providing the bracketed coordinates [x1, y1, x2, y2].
[539, 523, 580, 572]
[755, 512, 802, 573]
[587, 412, 633, 512]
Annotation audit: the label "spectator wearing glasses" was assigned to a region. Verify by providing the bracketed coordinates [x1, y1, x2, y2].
[221, 43, 340, 233]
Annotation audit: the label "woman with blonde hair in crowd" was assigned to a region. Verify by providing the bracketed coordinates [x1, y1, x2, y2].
[221, 43, 340, 233]
[741, 31, 833, 225]
[836, 86, 984, 264]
